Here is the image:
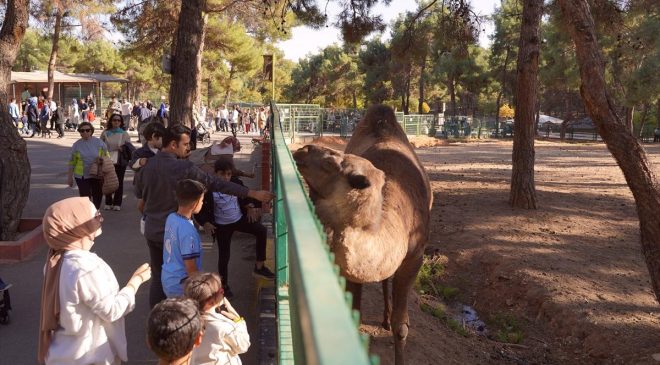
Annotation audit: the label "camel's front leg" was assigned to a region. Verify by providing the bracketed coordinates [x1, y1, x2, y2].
[391, 253, 423, 365]
[382, 278, 392, 330]
[346, 280, 363, 312]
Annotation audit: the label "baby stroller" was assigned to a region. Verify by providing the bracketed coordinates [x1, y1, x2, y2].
[0, 277, 12, 325]
[64, 117, 78, 132]
[196, 122, 211, 145]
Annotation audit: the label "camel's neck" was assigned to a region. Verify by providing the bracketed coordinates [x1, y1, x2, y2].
[319, 193, 409, 283]
[315, 188, 383, 230]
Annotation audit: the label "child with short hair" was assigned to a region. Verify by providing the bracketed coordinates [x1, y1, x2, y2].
[184, 272, 250, 365]
[147, 297, 204, 365]
[162, 179, 207, 297]
[195, 159, 274, 299]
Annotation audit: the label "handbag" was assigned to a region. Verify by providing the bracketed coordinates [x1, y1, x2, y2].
[89, 156, 118, 195]
[118, 138, 135, 166]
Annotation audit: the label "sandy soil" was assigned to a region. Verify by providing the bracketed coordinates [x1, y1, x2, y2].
[296, 137, 660, 365]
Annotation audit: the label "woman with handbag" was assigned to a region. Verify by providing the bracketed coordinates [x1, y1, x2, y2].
[100, 113, 131, 211]
[67, 122, 109, 209]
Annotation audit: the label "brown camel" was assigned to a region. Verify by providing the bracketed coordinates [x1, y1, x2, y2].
[292, 104, 432, 365]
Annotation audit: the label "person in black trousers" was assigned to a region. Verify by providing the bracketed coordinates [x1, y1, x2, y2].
[195, 159, 275, 299]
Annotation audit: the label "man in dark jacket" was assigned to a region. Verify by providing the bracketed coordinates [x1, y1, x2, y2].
[26, 97, 39, 137]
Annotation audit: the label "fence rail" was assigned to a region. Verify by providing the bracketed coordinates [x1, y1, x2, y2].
[271, 102, 378, 365]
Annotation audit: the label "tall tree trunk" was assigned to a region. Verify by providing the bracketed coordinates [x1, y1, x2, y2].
[403, 65, 411, 114]
[638, 104, 649, 138]
[207, 79, 211, 108]
[0, 0, 30, 240]
[495, 91, 502, 136]
[510, 0, 542, 210]
[194, 14, 208, 110]
[561, 90, 572, 141]
[47, 6, 63, 99]
[352, 91, 357, 109]
[169, 0, 207, 128]
[559, 0, 660, 303]
[448, 75, 456, 118]
[624, 106, 634, 133]
[657, 98, 660, 128]
[418, 55, 427, 114]
[224, 65, 235, 105]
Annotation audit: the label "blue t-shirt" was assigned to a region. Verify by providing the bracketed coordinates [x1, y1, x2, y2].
[162, 213, 202, 297]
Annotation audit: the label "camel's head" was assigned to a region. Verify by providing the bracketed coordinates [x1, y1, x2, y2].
[293, 144, 385, 228]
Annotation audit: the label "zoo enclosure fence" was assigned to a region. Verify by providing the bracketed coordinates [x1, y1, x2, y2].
[275, 103, 437, 140]
[273, 104, 660, 143]
[270, 102, 378, 365]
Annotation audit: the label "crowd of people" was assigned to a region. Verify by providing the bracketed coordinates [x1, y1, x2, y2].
[34, 98, 276, 364]
[195, 104, 269, 138]
[8, 91, 171, 140]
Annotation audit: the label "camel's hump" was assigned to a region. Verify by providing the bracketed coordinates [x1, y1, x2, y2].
[352, 104, 408, 142]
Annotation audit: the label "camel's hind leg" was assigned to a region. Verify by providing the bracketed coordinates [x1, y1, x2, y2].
[382, 278, 392, 330]
[391, 252, 424, 365]
[346, 280, 363, 312]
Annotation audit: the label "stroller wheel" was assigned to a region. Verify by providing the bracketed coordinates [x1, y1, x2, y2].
[0, 314, 9, 325]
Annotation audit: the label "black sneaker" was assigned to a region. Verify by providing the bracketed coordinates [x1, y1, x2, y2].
[253, 265, 275, 280]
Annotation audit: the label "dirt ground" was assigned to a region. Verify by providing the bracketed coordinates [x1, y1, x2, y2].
[295, 137, 660, 365]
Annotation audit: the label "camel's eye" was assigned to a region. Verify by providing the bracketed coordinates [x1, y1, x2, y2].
[348, 174, 370, 189]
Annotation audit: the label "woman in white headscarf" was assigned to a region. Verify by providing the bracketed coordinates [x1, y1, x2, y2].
[38, 197, 151, 364]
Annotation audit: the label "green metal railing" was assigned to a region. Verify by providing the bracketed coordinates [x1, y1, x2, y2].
[271, 102, 378, 365]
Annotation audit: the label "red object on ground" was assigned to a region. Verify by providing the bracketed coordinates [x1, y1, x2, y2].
[0, 219, 46, 261]
[261, 141, 271, 191]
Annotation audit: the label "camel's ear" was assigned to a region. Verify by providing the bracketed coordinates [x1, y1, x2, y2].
[348, 173, 370, 189]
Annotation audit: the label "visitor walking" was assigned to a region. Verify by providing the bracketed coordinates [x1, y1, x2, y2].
[53, 107, 65, 138]
[67, 122, 109, 209]
[69, 99, 80, 130]
[80, 99, 89, 122]
[121, 99, 132, 130]
[26, 97, 39, 137]
[229, 105, 239, 137]
[100, 113, 131, 211]
[8, 97, 19, 128]
[38, 102, 50, 136]
[220, 104, 229, 132]
[48, 98, 57, 130]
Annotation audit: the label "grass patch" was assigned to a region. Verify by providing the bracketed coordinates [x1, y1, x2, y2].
[446, 318, 470, 337]
[489, 312, 524, 344]
[415, 255, 459, 300]
[420, 301, 469, 337]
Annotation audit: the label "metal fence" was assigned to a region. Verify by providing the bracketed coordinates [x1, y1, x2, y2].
[270, 102, 378, 365]
[274, 103, 437, 139]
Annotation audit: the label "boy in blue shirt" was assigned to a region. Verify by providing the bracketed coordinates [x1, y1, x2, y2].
[162, 179, 206, 297]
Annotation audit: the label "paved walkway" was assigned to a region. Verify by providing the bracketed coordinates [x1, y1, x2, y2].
[0, 129, 271, 364]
